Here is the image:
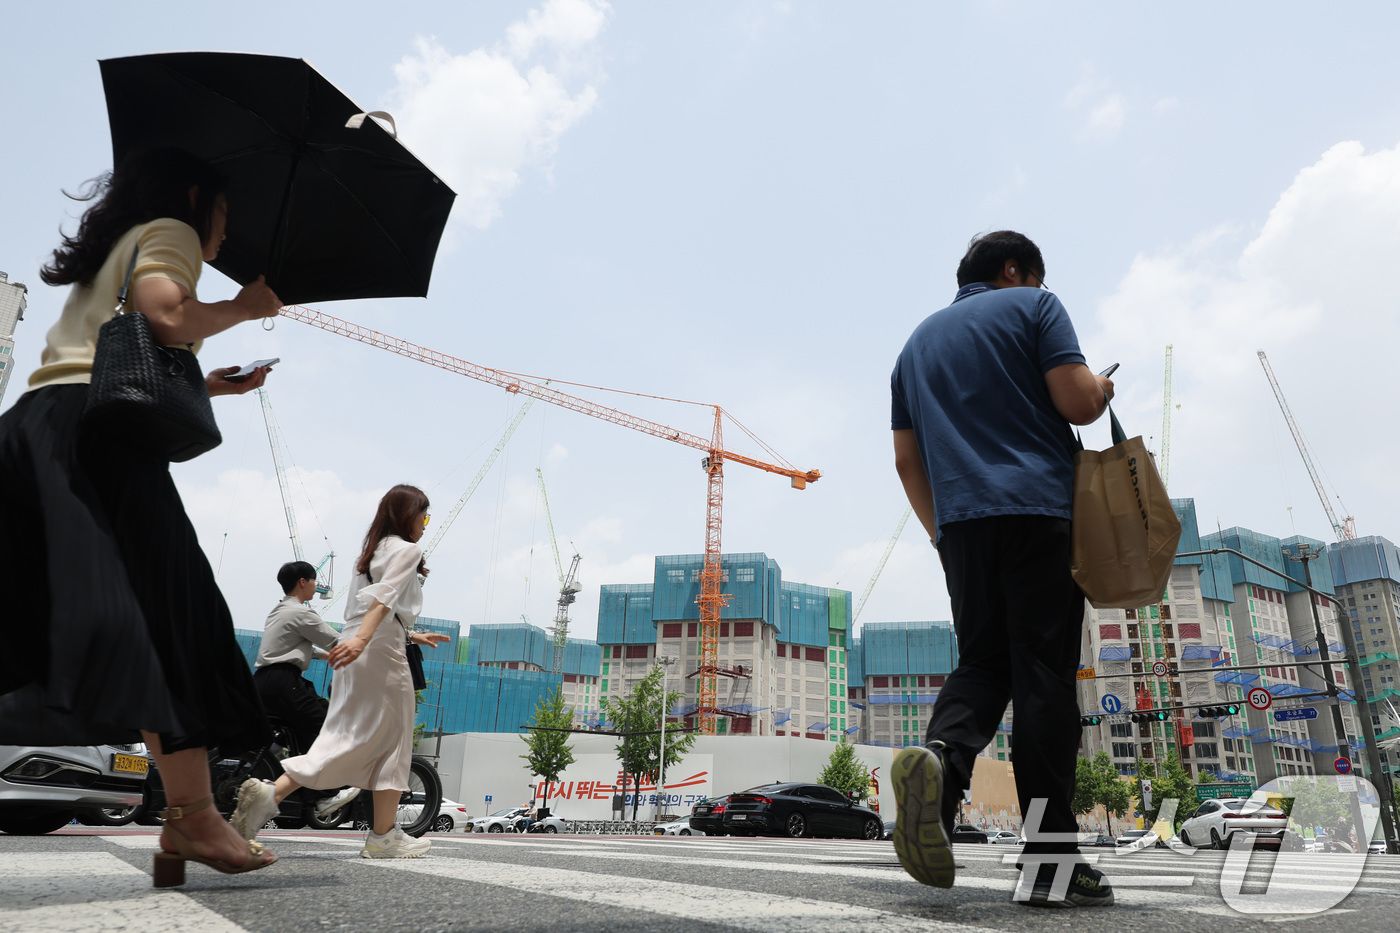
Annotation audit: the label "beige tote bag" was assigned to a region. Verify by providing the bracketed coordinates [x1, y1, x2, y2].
[1070, 404, 1182, 609]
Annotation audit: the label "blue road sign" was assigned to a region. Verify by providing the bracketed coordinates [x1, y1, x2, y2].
[1101, 694, 1122, 714]
[1273, 707, 1318, 722]
[485, 795, 493, 802]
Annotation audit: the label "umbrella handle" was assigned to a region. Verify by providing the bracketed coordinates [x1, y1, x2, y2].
[345, 111, 396, 139]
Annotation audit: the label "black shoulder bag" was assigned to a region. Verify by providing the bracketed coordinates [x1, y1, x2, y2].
[81, 244, 222, 462]
[365, 566, 427, 691]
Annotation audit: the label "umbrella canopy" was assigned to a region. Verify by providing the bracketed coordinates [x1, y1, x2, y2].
[100, 52, 456, 305]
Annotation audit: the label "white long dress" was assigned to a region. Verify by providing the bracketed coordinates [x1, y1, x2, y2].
[281, 535, 422, 792]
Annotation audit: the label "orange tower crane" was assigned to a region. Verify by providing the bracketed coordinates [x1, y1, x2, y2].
[279, 305, 821, 734]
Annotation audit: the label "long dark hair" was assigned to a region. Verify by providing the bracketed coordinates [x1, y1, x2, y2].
[41, 148, 227, 287]
[356, 484, 431, 577]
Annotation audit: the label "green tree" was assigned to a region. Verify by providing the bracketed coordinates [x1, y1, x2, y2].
[599, 664, 696, 820]
[520, 685, 577, 812]
[1285, 776, 1351, 834]
[1091, 751, 1131, 835]
[818, 741, 871, 801]
[1133, 752, 1196, 829]
[1072, 756, 1100, 823]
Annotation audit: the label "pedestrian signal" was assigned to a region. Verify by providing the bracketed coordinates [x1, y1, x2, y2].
[1196, 704, 1240, 717]
[1079, 715, 1102, 727]
[1130, 710, 1170, 723]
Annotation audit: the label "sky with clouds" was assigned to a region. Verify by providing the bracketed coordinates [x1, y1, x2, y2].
[3, 2, 1399, 644]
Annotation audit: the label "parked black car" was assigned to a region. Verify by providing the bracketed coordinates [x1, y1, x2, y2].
[690, 796, 732, 836]
[951, 823, 988, 843]
[722, 783, 883, 839]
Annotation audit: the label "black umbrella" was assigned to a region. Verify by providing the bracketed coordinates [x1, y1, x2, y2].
[100, 52, 456, 305]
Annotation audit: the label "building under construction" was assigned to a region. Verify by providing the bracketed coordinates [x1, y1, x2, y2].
[597, 552, 854, 739]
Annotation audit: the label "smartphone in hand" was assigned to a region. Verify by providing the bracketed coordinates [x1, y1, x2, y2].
[1099, 363, 1119, 378]
[225, 358, 280, 381]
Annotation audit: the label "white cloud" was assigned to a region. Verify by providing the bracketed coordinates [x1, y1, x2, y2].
[1064, 65, 1126, 141]
[1086, 138, 1400, 543]
[389, 0, 611, 230]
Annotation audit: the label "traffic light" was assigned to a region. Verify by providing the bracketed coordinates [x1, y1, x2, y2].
[1197, 704, 1240, 717]
[1079, 715, 1102, 727]
[1130, 710, 1170, 723]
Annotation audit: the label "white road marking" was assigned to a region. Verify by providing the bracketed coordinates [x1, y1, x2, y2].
[359, 855, 1007, 933]
[0, 852, 248, 933]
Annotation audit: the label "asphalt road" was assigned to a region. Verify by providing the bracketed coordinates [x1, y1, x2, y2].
[1, 829, 1395, 932]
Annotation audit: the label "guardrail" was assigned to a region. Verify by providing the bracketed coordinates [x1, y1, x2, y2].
[565, 820, 660, 835]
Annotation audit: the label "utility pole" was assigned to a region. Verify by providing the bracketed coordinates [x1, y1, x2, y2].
[1286, 544, 1374, 850]
[656, 655, 677, 821]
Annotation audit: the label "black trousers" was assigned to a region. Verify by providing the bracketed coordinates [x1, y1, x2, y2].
[253, 664, 329, 756]
[925, 515, 1085, 855]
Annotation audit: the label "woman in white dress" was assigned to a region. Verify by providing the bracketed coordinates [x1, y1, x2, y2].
[235, 484, 448, 858]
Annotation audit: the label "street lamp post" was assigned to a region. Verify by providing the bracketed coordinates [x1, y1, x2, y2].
[656, 655, 677, 822]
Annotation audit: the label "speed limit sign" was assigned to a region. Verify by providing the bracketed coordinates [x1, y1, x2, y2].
[1151, 660, 1169, 677]
[1247, 687, 1272, 711]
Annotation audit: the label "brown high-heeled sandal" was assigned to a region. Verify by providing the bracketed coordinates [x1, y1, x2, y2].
[152, 795, 278, 888]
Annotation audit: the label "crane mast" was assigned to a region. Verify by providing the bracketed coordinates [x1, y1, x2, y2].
[258, 388, 333, 596]
[536, 468, 581, 675]
[1257, 350, 1355, 541]
[853, 506, 912, 623]
[281, 304, 820, 733]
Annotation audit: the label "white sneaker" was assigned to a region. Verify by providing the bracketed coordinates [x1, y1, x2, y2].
[315, 786, 361, 818]
[231, 779, 279, 841]
[361, 826, 432, 859]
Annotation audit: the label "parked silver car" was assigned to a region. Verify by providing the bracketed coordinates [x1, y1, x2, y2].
[0, 745, 149, 835]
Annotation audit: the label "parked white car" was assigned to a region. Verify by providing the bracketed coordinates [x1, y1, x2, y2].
[1, 745, 148, 835]
[469, 807, 528, 833]
[423, 798, 471, 833]
[1178, 797, 1289, 849]
[654, 817, 706, 836]
[988, 830, 1021, 845]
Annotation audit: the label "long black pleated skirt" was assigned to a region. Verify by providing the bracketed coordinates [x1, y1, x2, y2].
[0, 384, 269, 754]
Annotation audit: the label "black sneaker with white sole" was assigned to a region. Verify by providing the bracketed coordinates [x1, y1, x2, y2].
[891, 743, 955, 888]
[1022, 862, 1115, 908]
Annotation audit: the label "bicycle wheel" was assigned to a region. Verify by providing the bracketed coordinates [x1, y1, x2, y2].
[394, 756, 442, 839]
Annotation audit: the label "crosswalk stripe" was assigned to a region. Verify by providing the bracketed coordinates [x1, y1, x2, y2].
[0, 853, 248, 933]
[359, 855, 1007, 933]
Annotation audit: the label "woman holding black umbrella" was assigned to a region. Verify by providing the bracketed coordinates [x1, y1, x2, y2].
[0, 148, 282, 885]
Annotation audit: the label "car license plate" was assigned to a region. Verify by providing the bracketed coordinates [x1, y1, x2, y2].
[733, 814, 747, 820]
[654, 828, 665, 835]
[112, 754, 149, 775]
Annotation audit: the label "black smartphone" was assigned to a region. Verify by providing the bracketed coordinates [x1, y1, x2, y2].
[1099, 363, 1119, 378]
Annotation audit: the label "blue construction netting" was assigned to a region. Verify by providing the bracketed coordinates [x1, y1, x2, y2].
[1222, 726, 1264, 738]
[1172, 498, 1234, 601]
[1180, 645, 1222, 661]
[849, 701, 867, 710]
[774, 708, 792, 726]
[1099, 646, 1132, 661]
[561, 638, 603, 677]
[1279, 535, 1336, 595]
[1328, 535, 1400, 586]
[807, 721, 829, 732]
[857, 621, 957, 676]
[649, 553, 780, 624]
[468, 622, 550, 669]
[1200, 526, 1335, 596]
[1215, 671, 1259, 685]
[418, 660, 561, 734]
[416, 617, 461, 663]
[868, 694, 938, 704]
[782, 581, 833, 647]
[597, 583, 656, 644]
[848, 637, 864, 683]
[233, 630, 261, 669]
[843, 726, 860, 734]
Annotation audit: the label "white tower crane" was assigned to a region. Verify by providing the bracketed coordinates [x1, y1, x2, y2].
[1257, 350, 1356, 541]
[536, 468, 581, 675]
[853, 506, 912, 624]
[258, 388, 334, 596]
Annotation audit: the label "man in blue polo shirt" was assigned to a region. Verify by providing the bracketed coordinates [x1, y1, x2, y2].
[888, 231, 1115, 908]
